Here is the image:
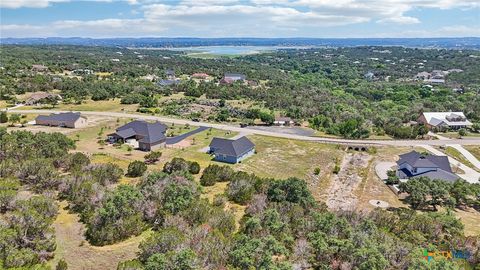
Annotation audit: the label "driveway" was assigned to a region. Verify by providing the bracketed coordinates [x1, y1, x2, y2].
[447, 144, 480, 170]
[247, 125, 315, 136]
[419, 145, 480, 184]
[166, 126, 208, 145]
[375, 162, 396, 180]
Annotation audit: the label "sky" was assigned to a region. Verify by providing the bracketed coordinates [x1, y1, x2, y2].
[0, 0, 479, 38]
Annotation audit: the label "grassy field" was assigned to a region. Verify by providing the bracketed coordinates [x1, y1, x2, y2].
[18, 99, 138, 113]
[0, 100, 8, 109]
[436, 131, 480, 139]
[453, 207, 480, 236]
[441, 146, 479, 172]
[49, 201, 149, 270]
[464, 146, 480, 161]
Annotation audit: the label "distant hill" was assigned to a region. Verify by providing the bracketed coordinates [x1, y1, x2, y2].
[1, 37, 479, 49]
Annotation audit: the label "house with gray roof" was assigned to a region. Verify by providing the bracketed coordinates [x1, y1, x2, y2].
[220, 73, 246, 84]
[108, 120, 168, 151]
[208, 136, 255, 163]
[35, 112, 87, 128]
[396, 151, 459, 182]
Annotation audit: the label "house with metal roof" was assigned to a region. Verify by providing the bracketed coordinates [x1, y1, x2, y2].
[220, 73, 246, 84]
[396, 151, 459, 182]
[418, 112, 472, 130]
[208, 136, 255, 163]
[108, 120, 168, 151]
[274, 116, 293, 126]
[35, 112, 87, 128]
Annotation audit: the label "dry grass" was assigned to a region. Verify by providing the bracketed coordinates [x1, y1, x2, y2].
[49, 201, 149, 270]
[453, 208, 480, 236]
[18, 99, 138, 113]
[442, 146, 479, 172]
[464, 145, 480, 161]
[354, 146, 412, 211]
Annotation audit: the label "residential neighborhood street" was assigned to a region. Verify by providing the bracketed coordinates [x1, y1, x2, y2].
[11, 109, 480, 147]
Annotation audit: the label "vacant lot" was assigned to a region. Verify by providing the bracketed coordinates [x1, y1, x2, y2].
[49, 201, 148, 270]
[18, 99, 138, 113]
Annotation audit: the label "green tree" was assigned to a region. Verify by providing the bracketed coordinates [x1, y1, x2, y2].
[8, 113, 20, 126]
[0, 111, 8, 123]
[86, 185, 146, 246]
[127, 160, 147, 177]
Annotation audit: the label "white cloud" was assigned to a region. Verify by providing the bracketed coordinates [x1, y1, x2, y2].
[0, 0, 479, 37]
[0, 0, 68, 8]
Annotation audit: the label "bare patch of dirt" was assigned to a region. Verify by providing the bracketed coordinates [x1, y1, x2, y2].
[326, 153, 371, 211]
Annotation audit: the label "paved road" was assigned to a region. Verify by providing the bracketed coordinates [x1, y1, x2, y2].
[166, 126, 209, 145]
[420, 145, 479, 184]
[447, 144, 480, 170]
[11, 109, 480, 147]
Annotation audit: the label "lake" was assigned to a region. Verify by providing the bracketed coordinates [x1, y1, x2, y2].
[167, 45, 309, 55]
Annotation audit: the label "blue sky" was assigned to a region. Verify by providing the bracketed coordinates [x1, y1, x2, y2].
[1, 0, 479, 38]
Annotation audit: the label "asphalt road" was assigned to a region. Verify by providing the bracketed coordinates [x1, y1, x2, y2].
[166, 126, 209, 145]
[11, 109, 480, 146]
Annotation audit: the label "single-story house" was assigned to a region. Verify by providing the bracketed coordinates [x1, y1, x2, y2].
[35, 112, 87, 128]
[157, 79, 180, 86]
[418, 112, 472, 130]
[364, 71, 375, 80]
[192, 73, 209, 79]
[208, 136, 255, 164]
[274, 116, 293, 126]
[396, 151, 459, 182]
[25, 92, 62, 105]
[415, 72, 431, 80]
[424, 78, 445, 84]
[220, 73, 246, 84]
[32, 64, 48, 72]
[108, 120, 168, 151]
[166, 69, 175, 79]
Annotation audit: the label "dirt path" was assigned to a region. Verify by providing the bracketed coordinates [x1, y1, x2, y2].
[326, 153, 371, 211]
[50, 201, 145, 270]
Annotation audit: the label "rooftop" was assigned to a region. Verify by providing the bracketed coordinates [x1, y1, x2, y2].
[209, 136, 255, 157]
[114, 120, 168, 144]
[36, 112, 83, 122]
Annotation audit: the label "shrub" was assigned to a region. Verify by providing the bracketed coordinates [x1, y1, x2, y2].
[144, 151, 162, 164]
[200, 165, 234, 186]
[314, 167, 321, 175]
[127, 160, 147, 177]
[226, 172, 257, 204]
[86, 185, 146, 246]
[56, 259, 68, 270]
[333, 165, 341, 174]
[267, 177, 315, 208]
[163, 157, 190, 174]
[67, 152, 90, 171]
[163, 158, 200, 175]
[188, 161, 200, 175]
[0, 111, 8, 123]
